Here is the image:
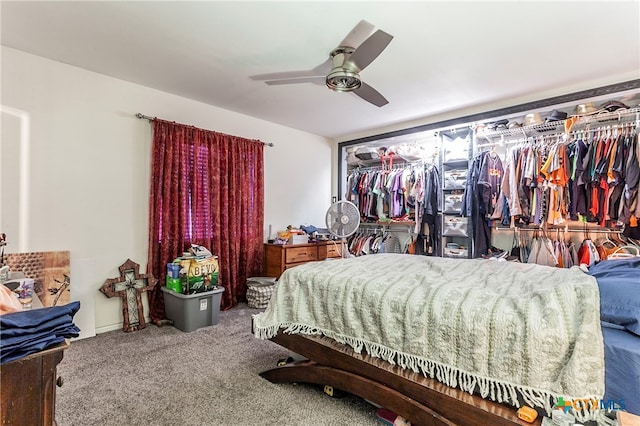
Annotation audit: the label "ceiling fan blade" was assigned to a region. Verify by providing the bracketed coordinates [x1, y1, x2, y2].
[353, 82, 389, 107]
[311, 58, 333, 75]
[346, 29, 393, 72]
[251, 59, 332, 82]
[251, 70, 320, 81]
[338, 20, 375, 48]
[265, 76, 325, 86]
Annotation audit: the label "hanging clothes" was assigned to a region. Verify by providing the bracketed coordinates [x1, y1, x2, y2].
[464, 151, 492, 256]
[347, 163, 439, 224]
[422, 164, 441, 256]
[481, 121, 638, 231]
[477, 150, 504, 218]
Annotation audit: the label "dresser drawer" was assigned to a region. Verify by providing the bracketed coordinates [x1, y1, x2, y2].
[285, 246, 318, 263]
[320, 242, 343, 259]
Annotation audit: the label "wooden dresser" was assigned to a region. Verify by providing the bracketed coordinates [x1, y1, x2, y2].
[0, 341, 68, 426]
[264, 241, 343, 278]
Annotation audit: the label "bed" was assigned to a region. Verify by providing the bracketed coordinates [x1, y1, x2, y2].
[253, 254, 637, 425]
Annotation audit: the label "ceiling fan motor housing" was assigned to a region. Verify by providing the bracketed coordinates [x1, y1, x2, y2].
[326, 47, 361, 92]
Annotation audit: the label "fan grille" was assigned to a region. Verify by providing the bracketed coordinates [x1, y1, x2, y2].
[325, 201, 360, 238]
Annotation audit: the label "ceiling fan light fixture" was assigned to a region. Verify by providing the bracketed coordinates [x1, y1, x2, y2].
[326, 46, 361, 92]
[326, 69, 361, 92]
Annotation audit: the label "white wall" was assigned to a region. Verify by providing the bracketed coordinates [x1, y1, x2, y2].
[1, 46, 332, 337]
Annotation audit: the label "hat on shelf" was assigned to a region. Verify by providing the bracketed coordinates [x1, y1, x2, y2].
[486, 119, 509, 130]
[545, 110, 568, 122]
[474, 123, 486, 131]
[620, 92, 640, 108]
[524, 113, 544, 126]
[600, 100, 629, 112]
[573, 102, 599, 116]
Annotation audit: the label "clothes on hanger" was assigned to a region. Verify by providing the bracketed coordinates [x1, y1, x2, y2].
[347, 229, 401, 257]
[346, 163, 439, 223]
[472, 123, 639, 231]
[464, 151, 492, 256]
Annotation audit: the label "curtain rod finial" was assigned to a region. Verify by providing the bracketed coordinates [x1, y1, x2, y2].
[136, 113, 154, 121]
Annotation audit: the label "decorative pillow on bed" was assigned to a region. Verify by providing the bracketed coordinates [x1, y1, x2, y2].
[587, 258, 640, 336]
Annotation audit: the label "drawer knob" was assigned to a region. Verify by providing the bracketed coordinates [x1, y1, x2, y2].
[56, 376, 64, 387]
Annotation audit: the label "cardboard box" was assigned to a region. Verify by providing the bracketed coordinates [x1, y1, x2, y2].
[178, 256, 219, 294]
[161, 286, 225, 332]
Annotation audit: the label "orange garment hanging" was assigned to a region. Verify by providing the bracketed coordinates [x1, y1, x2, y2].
[550, 144, 569, 186]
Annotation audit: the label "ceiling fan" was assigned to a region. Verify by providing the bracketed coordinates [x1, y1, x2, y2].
[251, 20, 393, 107]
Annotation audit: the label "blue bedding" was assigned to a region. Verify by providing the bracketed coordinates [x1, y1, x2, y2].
[588, 258, 640, 336]
[588, 258, 640, 415]
[602, 324, 640, 415]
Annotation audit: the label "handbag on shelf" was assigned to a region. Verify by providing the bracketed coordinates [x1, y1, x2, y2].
[354, 146, 379, 161]
[443, 169, 467, 190]
[442, 216, 469, 237]
[345, 147, 363, 166]
[443, 192, 464, 213]
[443, 242, 469, 258]
[443, 140, 469, 162]
[393, 143, 425, 162]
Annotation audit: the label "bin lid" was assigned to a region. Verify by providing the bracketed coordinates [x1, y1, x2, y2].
[161, 286, 225, 299]
[246, 277, 276, 286]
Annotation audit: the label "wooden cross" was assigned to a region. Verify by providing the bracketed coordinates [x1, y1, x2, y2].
[100, 259, 157, 333]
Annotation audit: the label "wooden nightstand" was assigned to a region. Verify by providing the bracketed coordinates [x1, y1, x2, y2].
[264, 241, 343, 278]
[0, 341, 69, 426]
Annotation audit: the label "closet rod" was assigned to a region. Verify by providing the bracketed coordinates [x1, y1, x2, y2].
[359, 222, 415, 227]
[477, 121, 638, 149]
[349, 161, 438, 173]
[135, 113, 275, 147]
[494, 226, 622, 234]
[350, 165, 417, 173]
[476, 138, 527, 149]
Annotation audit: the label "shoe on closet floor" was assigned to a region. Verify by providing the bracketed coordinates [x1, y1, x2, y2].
[375, 408, 412, 426]
[482, 246, 508, 259]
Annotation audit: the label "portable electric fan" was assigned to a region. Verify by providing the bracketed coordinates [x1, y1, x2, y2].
[325, 200, 360, 258]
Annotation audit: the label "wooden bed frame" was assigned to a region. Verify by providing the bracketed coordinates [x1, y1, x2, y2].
[260, 331, 541, 426]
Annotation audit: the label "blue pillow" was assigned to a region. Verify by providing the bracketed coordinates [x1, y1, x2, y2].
[588, 258, 640, 336]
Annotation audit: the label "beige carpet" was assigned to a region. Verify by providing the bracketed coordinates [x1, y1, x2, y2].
[56, 303, 379, 425]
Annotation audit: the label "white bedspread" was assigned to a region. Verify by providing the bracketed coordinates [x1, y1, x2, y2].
[253, 253, 604, 414]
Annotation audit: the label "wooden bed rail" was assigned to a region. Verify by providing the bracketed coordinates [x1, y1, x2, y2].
[259, 332, 541, 426]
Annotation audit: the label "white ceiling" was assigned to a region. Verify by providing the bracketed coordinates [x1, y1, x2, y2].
[1, 1, 639, 140]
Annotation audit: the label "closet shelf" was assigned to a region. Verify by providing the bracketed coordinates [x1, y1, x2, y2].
[477, 107, 640, 141]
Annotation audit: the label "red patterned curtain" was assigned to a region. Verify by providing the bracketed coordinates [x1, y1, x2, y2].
[146, 119, 264, 322]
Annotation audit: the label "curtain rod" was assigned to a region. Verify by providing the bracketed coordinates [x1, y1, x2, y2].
[135, 113, 274, 147]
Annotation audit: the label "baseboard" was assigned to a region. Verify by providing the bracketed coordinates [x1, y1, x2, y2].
[95, 316, 151, 335]
[95, 323, 123, 334]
